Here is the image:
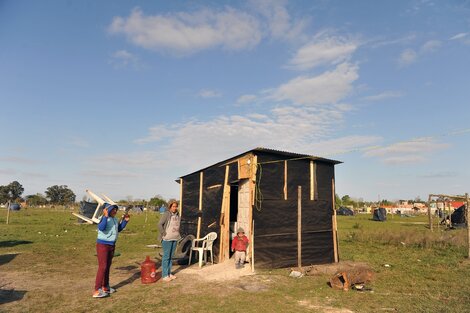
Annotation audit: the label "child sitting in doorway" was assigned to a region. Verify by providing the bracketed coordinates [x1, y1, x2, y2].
[231, 227, 249, 269]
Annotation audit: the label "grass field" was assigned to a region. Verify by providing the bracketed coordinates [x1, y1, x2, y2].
[1, 208, 470, 313]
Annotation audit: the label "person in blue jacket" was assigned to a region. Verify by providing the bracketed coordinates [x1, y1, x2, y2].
[93, 203, 130, 298]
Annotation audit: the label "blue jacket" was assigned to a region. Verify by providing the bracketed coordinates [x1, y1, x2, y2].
[96, 216, 128, 245]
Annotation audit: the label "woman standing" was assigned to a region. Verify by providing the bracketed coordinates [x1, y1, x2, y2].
[157, 199, 181, 282]
[93, 203, 130, 298]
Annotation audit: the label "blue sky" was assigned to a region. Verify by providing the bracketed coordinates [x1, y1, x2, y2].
[1, 0, 469, 202]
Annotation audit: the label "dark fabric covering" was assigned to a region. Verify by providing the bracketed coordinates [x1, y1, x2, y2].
[253, 199, 333, 268]
[451, 205, 467, 225]
[373, 208, 387, 221]
[181, 172, 201, 238]
[200, 166, 225, 262]
[257, 162, 284, 200]
[316, 162, 334, 201]
[228, 162, 238, 183]
[10, 203, 21, 211]
[286, 160, 310, 200]
[337, 207, 354, 216]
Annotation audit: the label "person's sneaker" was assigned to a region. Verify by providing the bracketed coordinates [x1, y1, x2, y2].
[162, 276, 172, 282]
[92, 289, 108, 298]
[169, 274, 177, 280]
[102, 287, 116, 294]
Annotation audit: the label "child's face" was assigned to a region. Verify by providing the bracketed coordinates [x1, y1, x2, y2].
[237, 232, 244, 237]
[109, 209, 117, 217]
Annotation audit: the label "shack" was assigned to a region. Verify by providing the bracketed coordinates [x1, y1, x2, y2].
[177, 148, 342, 269]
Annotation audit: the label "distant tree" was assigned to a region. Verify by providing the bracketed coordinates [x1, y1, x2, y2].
[45, 185, 76, 205]
[25, 193, 48, 206]
[0, 181, 24, 203]
[148, 195, 166, 208]
[335, 193, 342, 208]
[341, 195, 352, 207]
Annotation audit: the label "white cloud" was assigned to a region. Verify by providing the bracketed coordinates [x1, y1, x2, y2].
[248, 0, 308, 41]
[135, 105, 351, 170]
[270, 62, 358, 106]
[363, 91, 404, 102]
[288, 35, 358, 70]
[109, 49, 141, 69]
[363, 139, 449, 164]
[198, 89, 222, 98]
[420, 40, 441, 53]
[108, 7, 262, 54]
[450, 33, 468, 40]
[398, 49, 417, 66]
[307, 135, 383, 156]
[236, 94, 257, 104]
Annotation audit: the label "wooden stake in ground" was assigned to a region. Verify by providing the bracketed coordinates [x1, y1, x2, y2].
[251, 219, 255, 273]
[466, 193, 470, 259]
[6, 200, 11, 225]
[297, 186, 302, 269]
[196, 171, 203, 239]
[428, 195, 433, 231]
[332, 179, 339, 263]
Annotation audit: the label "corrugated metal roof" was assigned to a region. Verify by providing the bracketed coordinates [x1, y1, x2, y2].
[177, 147, 342, 180]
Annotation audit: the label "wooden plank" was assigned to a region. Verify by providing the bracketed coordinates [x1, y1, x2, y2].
[297, 186, 302, 268]
[332, 178, 338, 263]
[179, 178, 183, 217]
[284, 160, 287, 200]
[428, 194, 432, 231]
[6, 200, 10, 225]
[251, 219, 255, 273]
[467, 193, 470, 259]
[310, 161, 314, 200]
[218, 166, 230, 263]
[196, 171, 203, 239]
[238, 154, 252, 179]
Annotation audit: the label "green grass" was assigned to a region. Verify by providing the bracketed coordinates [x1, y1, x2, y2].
[1, 209, 470, 312]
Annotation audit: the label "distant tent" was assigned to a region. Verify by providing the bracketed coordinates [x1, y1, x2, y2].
[10, 203, 21, 211]
[337, 207, 354, 216]
[373, 208, 387, 221]
[451, 205, 467, 226]
[159, 205, 166, 214]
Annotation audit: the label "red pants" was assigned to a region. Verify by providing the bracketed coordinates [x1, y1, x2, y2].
[95, 243, 115, 291]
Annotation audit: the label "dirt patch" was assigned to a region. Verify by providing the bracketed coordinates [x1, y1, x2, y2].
[297, 300, 355, 313]
[178, 257, 255, 281]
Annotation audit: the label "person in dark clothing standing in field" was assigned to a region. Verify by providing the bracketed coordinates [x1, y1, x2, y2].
[93, 203, 130, 298]
[158, 199, 181, 282]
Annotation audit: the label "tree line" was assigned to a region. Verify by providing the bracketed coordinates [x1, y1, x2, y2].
[0, 180, 169, 208]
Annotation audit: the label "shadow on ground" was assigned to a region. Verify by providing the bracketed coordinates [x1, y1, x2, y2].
[0, 240, 33, 248]
[0, 289, 27, 305]
[0, 253, 19, 266]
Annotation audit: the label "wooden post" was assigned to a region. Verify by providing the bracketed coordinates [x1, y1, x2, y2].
[6, 200, 11, 225]
[179, 178, 183, 217]
[284, 160, 288, 200]
[310, 161, 314, 200]
[448, 201, 452, 229]
[218, 166, 230, 263]
[251, 219, 255, 273]
[332, 179, 339, 263]
[466, 193, 470, 259]
[197, 171, 203, 239]
[428, 195, 433, 231]
[297, 186, 302, 269]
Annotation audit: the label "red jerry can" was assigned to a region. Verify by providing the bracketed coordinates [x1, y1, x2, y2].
[141, 256, 157, 284]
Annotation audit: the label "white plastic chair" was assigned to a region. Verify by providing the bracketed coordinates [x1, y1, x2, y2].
[188, 232, 218, 268]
